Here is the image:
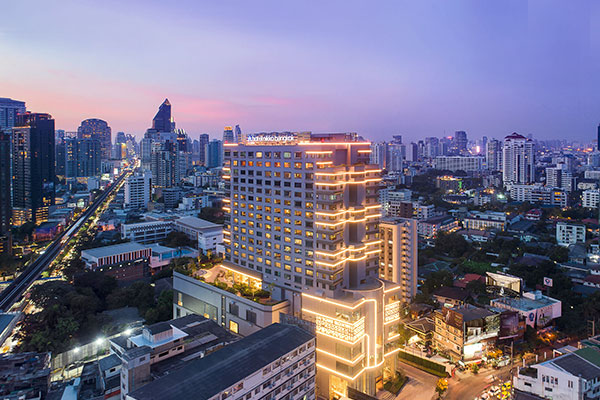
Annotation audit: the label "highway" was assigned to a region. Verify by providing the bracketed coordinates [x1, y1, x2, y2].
[0, 170, 130, 312]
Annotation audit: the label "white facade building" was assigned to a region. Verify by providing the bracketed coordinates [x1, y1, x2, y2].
[509, 184, 568, 208]
[503, 133, 534, 187]
[380, 218, 418, 303]
[583, 189, 600, 209]
[173, 216, 223, 253]
[434, 156, 484, 172]
[121, 220, 174, 244]
[556, 222, 586, 247]
[124, 171, 152, 209]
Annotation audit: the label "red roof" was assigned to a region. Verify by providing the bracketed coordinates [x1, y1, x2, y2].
[585, 275, 600, 285]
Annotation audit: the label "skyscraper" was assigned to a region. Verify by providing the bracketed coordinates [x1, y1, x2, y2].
[369, 142, 388, 169]
[597, 124, 600, 152]
[115, 131, 127, 145]
[77, 118, 111, 160]
[65, 138, 101, 177]
[150, 145, 177, 188]
[222, 126, 234, 143]
[0, 97, 26, 131]
[234, 124, 242, 143]
[454, 130, 467, 154]
[12, 113, 55, 225]
[198, 133, 209, 165]
[125, 171, 152, 209]
[206, 139, 223, 168]
[0, 132, 11, 233]
[486, 139, 502, 171]
[379, 218, 418, 304]
[152, 99, 174, 132]
[222, 132, 401, 398]
[502, 133, 534, 187]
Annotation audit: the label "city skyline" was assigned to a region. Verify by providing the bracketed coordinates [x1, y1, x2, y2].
[2, 1, 600, 141]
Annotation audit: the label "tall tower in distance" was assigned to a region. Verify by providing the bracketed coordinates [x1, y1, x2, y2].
[222, 132, 401, 398]
[597, 124, 600, 152]
[151, 99, 174, 133]
[0, 97, 26, 131]
[502, 132, 534, 187]
[78, 118, 111, 160]
[12, 113, 55, 225]
[222, 126, 234, 143]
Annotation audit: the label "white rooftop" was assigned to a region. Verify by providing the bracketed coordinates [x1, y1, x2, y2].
[175, 216, 221, 230]
[81, 242, 149, 258]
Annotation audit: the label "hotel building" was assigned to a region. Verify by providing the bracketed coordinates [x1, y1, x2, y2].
[215, 132, 401, 398]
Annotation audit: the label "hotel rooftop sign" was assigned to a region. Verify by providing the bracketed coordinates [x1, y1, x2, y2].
[242, 131, 311, 145]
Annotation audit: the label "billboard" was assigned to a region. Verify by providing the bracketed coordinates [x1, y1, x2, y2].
[486, 271, 523, 296]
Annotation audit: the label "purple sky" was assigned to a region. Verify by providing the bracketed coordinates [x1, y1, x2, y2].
[2, 0, 599, 142]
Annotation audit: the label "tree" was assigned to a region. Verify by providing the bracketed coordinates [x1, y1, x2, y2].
[548, 246, 569, 263]
[434, 232, 471, 258]
[198, 207, 225, 224]
[163, 231, 193, 248]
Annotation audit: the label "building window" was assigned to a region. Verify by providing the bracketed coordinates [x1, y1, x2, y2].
[246, 310, 257, 324]
[229, 320, 239, 334]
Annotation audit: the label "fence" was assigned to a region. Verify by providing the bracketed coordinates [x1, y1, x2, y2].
[398, 349, 451, 377]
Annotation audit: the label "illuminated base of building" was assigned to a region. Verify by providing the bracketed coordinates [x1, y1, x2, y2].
[302, 278, 402, 399]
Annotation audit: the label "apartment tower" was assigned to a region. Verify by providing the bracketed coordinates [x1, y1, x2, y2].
[222, 132, 401, 398]
[379, 218, 418, 303]
[502, 133, 534, 187]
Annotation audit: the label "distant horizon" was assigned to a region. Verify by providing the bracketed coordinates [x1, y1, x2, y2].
[3, 1, 600, 142]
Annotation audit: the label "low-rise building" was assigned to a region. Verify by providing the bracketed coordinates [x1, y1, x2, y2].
[81, 242, 152, 281]
[0, 352, 51, 400]
[490, 291, 561, 328]
[126, 323, 316, 400]
[433, 287, 471, 308]
[147, 243, 198, 271]
[173, 216, 223, 253]
[514, 347, 600, 400]
[583, 189, 600, 209]
[121, 220, 174, 244]
[509, 185, 568, 208]
[433, 305, 500, 362]
[418, 215, 460, 238]
[556, 222, 586, 247]
[463, 211, 516, 231]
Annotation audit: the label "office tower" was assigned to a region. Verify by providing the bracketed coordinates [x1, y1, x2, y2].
[0, 97, 26, 131]
[486, 139, 502, 171]
[206, 139, 223, 168]
[175, 129, 190, 152]
[65, 138, 101, 177]
[12, 113, 55, 225]
[406, 142, 418, 161]
[369, 142, 388, 169]
[502, 133, 534, 187]
[454, 131, 467, 154]
[598, 124, 600, 152]
[0, 132, 11, 233]
[152, 99, 174, 132]
[150, 143, 177, 188]
[115, 131, 127, 145]
[439, 136, 451, 155]
[222, 132, 401, 398]
[234, 124, 242, 143]
[125, 171, 152, 209]
[77, 118, 111, 160]
[0, 132, 11, 254]
[379, 218, 418, 304]
[388, 143, 404, 171]
[55, 138, 66, 177]
[112, 142, 127, 160]
[198, 133, 209, 165]
[222, 126, 234, 143]
[424, 137, 439, 158]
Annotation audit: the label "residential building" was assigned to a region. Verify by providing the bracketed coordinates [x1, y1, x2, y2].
[121, 220, 174, 244]
[556, 222, 586, 247]
[0, 97, 25, 131]
[502, 133, 534, 187]
[78, 118, 112, 160]
[217, 132, 401, 398]
[12, 112, 55, 225]
[486, 139, 502, 171]
[490, 291, 561, 328]
[418, 215, 459, 238]
[370, 141, 388, 169]
[514, 347, 600, 400]
[546, 165, 573, 192]
[206, 139, 223, 168]
[433, 305, 500, 362]
[0, 132, 11, 234]
[415, 203, 436, 220]
[125, 323, 316, 400]
[64, 137, 101, 177]
[0, 352, 51, 400]
[434, 155, 484, 172]
[509, 184, 568, 208]
[454, 130, 468, 154]
[433, 287, 471, 308]
[125, 171, 152, 209]
[583, 189, 600, 209]
[150, 146, 177, 188]
[380, 218, 418, 303]
[162, 187, 182, 209]
[585, 170, 600, 180]
[463, 211, 514, 231]
[173, 216, 223, 253]
[385, 189, 413, 217]
[198, 133, 209, 165]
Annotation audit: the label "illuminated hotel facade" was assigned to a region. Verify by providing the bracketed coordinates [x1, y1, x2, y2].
[222, 132, 401, 398]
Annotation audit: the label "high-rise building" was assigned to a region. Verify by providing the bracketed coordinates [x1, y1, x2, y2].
[115, 131, 127, 145]
[424, 137, 439, 158]
[234, 124, 242, 143]
[65, 138, 101, 177]
[222, 132, 401, 398]
[0, 97, 25, 131]
[125, 171, 152, 209]
[198, 133, 209, 165]
[222, 126, 234, 143]
[12, 113, 55, 225]
[597, 124, 600, 152]
[454, 131, 467, 154]
[0, 132, 11, 233]
[369, 142, 388, 169]
[206, 139, 223, 168]
[502, 133, 534, 187]
[151, 98, 174, 133]
[77, 118, 111, 160]
[379, 218, 418, 304]
[150, 145, 177, 188]
[486, 139, 502, 171]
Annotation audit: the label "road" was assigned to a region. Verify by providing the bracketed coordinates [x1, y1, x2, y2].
[394, 361, 439, 400]
[445, 365, 512, 400]
[0, 170, 130, 312]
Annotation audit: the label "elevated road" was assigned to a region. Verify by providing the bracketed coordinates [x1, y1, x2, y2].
[0, 170, 130, 311]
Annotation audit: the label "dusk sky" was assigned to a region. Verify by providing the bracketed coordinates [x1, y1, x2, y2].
[2, 0, 599, 141]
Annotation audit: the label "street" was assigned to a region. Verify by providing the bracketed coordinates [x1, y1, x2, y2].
[445, 364, 512, 400]
[394, 361, 439, 400]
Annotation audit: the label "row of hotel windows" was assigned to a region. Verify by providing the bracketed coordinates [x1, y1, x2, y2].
[231, 160, 317, 169]
[227, 149, 338, 159]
